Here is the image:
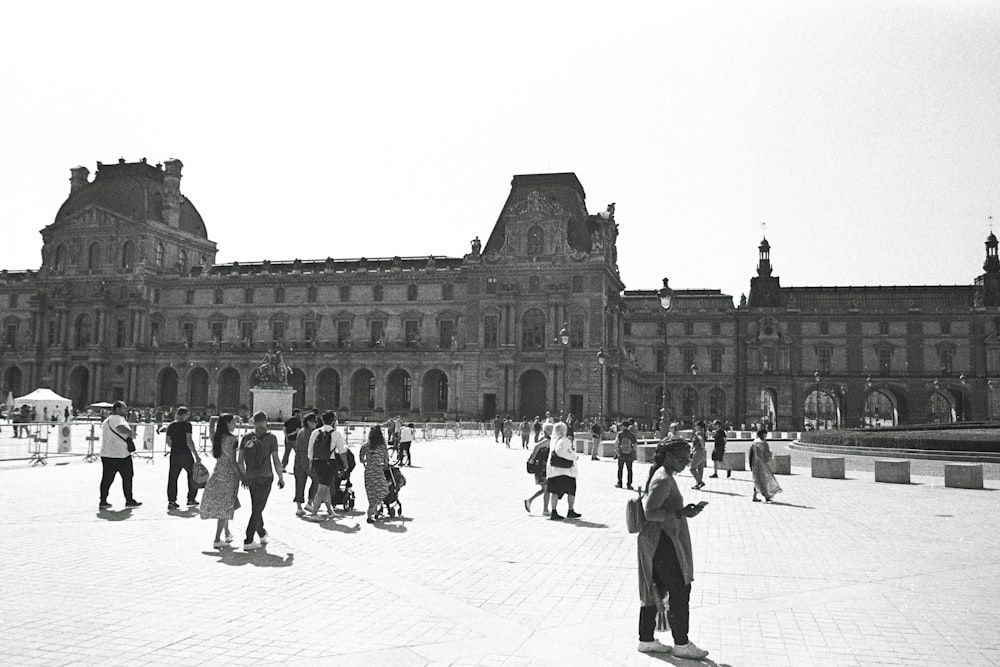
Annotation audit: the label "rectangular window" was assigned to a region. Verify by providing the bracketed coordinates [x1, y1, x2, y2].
[941, 321, 951, 335]
[153, 289, 161, 304]
[4, 325, 17, 349]
[241, 321, 255, 345]
[339, 285, 350, 302]
[484, 315, 499, 348]
[275, 286, 286, 303]
[439, 320, 455, 349]
[486, 277, 498, 294]
[116, 319, 127, 348]
[683, 348, 696, 371]
[940, 349, 953, 375]
[623, 322, 632, 336]
[878, 348, 892, 376]
[657, 321, 666, 336]
[711, 322, 722, 336]
[182, 322, 194, 346]
[304, 321, 317, 342]
[373, 285, 384, 302]
[711, 348, 723, 373]
[442, 283, 454, 301]
[185, 290, 194, 306]
[684, 322, 694, 336]
[762, 348, 776, 374]
[150, 321, 161, 345]
[407, 284, 418, 301]
[820, 320, 829, 335]
[307, 286, 317, 302]
[818, 348, 832, 374]
[48, 321, 57, 346]
[9, 294, 17, 308]
[214, 288, 223, 305]
[370, 320, 385, 346]
[211, 322, 224, 342]
[655, 350, 665, 373]
[404, 320, 420, 347]
[244, 288, 254, 304]
[337, 321, 352, 348]
[271, 320, 286, 342]
[570, 314, 584, 348]
[571, 275, 584, 293]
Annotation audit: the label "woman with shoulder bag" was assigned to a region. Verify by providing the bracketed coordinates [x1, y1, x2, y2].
[359, 425, 390, 524]
[199, 414, 241, 548]
[523, 422, 553, 514]
[545, 422, 581, 521]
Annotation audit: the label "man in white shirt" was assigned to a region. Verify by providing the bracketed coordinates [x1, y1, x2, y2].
[305, 411, 349, 516]
[398, 422, 415, 466]
[99, 400, 141, 509]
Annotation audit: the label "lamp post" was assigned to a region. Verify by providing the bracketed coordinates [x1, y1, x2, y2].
[657, 278, 674, 430]
[559, 323, 570, 417]
[690, 362, 698, 426]
[864, 375, 873, 427]
[838, 384, 847, 429]
[958, 373, 966, 422]
[597, 346, 606, 427]
[812, 370, 820, 431]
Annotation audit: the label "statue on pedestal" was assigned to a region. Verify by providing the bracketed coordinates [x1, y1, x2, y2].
[254, 341, 289, 386]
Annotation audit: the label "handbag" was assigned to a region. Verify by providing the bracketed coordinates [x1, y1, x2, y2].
[194, 462, 210, 488]
[111, 427, 136, 453]
[625, 490, 646, 534]
[549, 450, 573, 469]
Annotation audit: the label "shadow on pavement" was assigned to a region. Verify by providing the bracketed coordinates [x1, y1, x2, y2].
[96, 508, 134, 521]
[201, 548, 295, 567]
[372, 516, 413, 533]
[567, 519, 609, 529]
[645, 654, 730, 666]
[697, 489, 743, 498]
[167, 507, 200, 518]
[313, 517, 363, 534]
[766, 500, 815, 510]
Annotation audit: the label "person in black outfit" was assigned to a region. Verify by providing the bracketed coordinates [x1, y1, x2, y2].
[709, 420, 731, 479]
[166, 406, 203, 509]
[281, 409, 302, 472]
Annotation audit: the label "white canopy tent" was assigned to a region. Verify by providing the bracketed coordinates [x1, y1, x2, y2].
[13, 388, 73, 422]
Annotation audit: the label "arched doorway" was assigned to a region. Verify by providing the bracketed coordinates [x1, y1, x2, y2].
[188, 367, 209, 409]
[316, 369, 340, 410]
[386, 369, 412, 413]
[3, 366, 23, 397]
[218, 368, 241, 413]
[864, 390, 897, 427]
[158, 367, 179, 407]
[351, 369, 375, 412]
[519, 370, 547, 418]
[69, 366, 90, 410]
[927, 391, 955, 424]
[759, 388, 777, 430]
[804, 389, 839, 430]
[422, 369, 449, 415]
[288, 368, 306, 410]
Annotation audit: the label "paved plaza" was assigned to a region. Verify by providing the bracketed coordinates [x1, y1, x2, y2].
[1, 431, 999, 666]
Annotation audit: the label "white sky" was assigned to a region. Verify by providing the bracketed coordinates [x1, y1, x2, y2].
[1, 1, 998, 301]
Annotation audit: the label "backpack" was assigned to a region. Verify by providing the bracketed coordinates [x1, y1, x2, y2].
[626, 491, 646, 534]
[241, 434, 270, 470]
[313, 430, 333, 460]
[619, 432, 636, 456]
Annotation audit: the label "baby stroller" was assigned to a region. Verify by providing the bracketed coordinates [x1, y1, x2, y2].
[375, 464, 406, 519]
[331, 449, 357, 510]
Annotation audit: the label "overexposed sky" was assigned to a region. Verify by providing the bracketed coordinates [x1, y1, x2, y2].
[1, 1, 998, 301]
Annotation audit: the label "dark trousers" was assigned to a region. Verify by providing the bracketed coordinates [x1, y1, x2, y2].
[281, 437, 293, 468]
[167, 455, 197, 504]
[617, 456, 634, 486]
[245, 478, 272, 543]
[100, 456, 135, 502]
[638, 533, 691, 645]
[294, 465, 308, 503]
[399, 441, 412, 465]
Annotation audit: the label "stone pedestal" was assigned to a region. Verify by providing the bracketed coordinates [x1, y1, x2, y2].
[250, 386, 296, 422]
[811, 456, 845, 479]
[875, 459, 910, 484]
[944, 464, 984, 489]
[772, 454, 791, 475]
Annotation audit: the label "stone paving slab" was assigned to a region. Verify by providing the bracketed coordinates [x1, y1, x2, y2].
[1, 435, 998, 666]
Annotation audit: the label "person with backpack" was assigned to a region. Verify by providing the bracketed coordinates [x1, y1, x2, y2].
[237, 412, 284, 550]
[635, 438, 709, 659]
[292, 412, 318, 516]
[523, 422, 553, 514]
[280, 408, 302, 473]
[306, 411, 349, 520]
[616, 419, 638, 489]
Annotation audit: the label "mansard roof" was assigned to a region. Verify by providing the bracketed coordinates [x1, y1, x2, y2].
[205, 255, 464, 277]
[776, 285, 975, 311]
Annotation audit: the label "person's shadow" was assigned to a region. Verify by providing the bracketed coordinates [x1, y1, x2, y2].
[568, 519, 609, 529]
[372, 516, 413, 533]
[765, 500, 815, 510]
[697, 489, 743, 497]
[167, 507, 199, 518]
[201, 548, 294, 567]
[314, 517, 363, 534]
[96, 508, 134, 522]
[644, 653, 731, 666]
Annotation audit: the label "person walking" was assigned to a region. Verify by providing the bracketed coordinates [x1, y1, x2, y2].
[636, 438, 710, 659]
[590, 418, 603, 460]
[523, 422, 552, 514]
[200, 414, 241, 547]
[99, 400, 141, 509]
[280, 408, 302, 472]
[166, 406, 202, 509]
[546, 422, 581, 521]
[690, 421, 707, 490]
[398, 422, 414, 466]
[616, 420, 638, 489]
[307, 411, 349, 520]
[493, 415, 503, 443]
[293, 413, 318, 515]
[519, 417, 531, 449]
[359, 425, 390, 524]
[502, 417, 513, 448]
[533, 416, 542, 442]
[709, 420, 731, 479]
[236, 412, 284, 551]
[749, 428, 782, 502]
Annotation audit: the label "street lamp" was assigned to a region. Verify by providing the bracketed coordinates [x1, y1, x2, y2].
[689, 362, 698, 425]
[558, 323, 570, 416]
[597, 346, 606, 426]
[864, 375, 873, 427]
[657, 278, 674, 431]
[813, 370, 821, 431]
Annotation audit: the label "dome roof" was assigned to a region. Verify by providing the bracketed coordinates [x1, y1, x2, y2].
[54, 160, 207, 239]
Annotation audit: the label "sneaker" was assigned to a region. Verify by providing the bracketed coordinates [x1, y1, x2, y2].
[125, 499, 142, 508]
[259, 533, 269, 545]
[213, 540, 227, 548]
[672, 642, 709, 659]
[727, 470, 732, 478]
[753, 497, 761, 502]
[566, 510, 582, 519]
[99, 501, 112, 509]
[366, 517, 375, 524]
[591, 456, 598, 460]
[523, 499, 531, 513]
[615, 482, 622, 488]
[550, 510, 564, 521]
[709, 474, 718, 478]
[637, 640, 672, 654]
[243, 541, 261, 551]
[304, 503, 315, 513]
[295, 508, 305, 517]
[224, 534, 234, 543]
[167, 502, 180, 510]
[187, 500, 199, 507]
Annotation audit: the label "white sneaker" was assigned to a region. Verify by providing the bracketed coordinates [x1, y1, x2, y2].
[295, 508, 305, 517]
[672, 642, 709, 659]
[213, 540, 226, 548]
[637, 639, 672, 654]
[243, 541, 261, 551]
[259, 533, 269, 545]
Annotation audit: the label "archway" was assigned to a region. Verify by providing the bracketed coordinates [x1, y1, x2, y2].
[3, 366, 23, 397]
[316, 369, 341, 410]
[288, 368, 306, 410]
[518, 369, 547, 418]
[864, 390, 897, 427]
[804, 389, 839, 430]
[218, 368, 241, 413]
[927, 391, 955, 424]
[351, 369, 375, 412]
[386, 369, 412, 413]
[188, 367, 209, 409]
[759, 389, 777, 430]
[421, 369, 449, 415]
[158, 367, 179, 408]
[69, 366, 90, 410]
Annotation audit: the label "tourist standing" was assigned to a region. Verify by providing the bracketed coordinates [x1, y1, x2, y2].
[519, 417, 531, 449]
[200, 414, 241, 547]
[546, 422, 581, 520]
[533, 416, 542, 442]
[493, 415, 503, 443]
[590, 418, 603, 460]
[99, 400, 141, 509]
[749, 428, 782, 502]
[616, 419, 638, 489]
[709, 420, 731, 478]
[359, 425, 390, 524]
[166, 406, 202, 509]
[636, 439, 709, 659]
[280, 409, 302, 472]
[523, 422, 552, 514]
[502, 417, 513, 448]
[293, 413, 318, 515]
[237, 412, 284, 550]
[690, 421, 707, 490]
[398, 422, 414, 466]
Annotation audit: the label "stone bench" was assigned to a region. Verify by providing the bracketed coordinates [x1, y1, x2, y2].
[637, 444, 658, 463]
[875, 459, 910, 484]
[771, 454, 791, 475]
[723, 451, 746, 471]
[811, 456, 845, 479]
[574, 437, 591, 454]
[944, 463, 984, 489]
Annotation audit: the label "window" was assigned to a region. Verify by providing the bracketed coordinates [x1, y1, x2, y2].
[623, 322, 632, 336]
[572, 275, 584, 293]
[570, 314, 585, 348]
[527, 225, 544, 255]
[275, 286, 286, 303]
[178, 249, 188, 273]
[878, 348, 892, 376]
[941, 321, 951, 335]
[211, 322, 224, 343]
[656, 350, 665, 373]
[407, 284, 418, 301]
[74, 315, 91, 348]
[439, 320, 455, 349]
[818, 348, 832, 374]
[339, 285, 350, 302]
[404, 320, 420, 347]
[486, 277, 498, 294]
[185, 290, 194, 306]
[711, 322, 722, 336]
[9, 294, 17, 308]
[711, 348, 723, 373]
[154, 242, 164, 271]
[684, 322, 694, 336]
[240, 321, 255, 345]
[820, 320, 829, 335]
[442, 283, 454, 301]
[53, 244, 65, 271]
[940, 348, 954, 375]
[182, 322, 194, 346]
[879, 320, 890, 335]
[528, 276, 540, 292]
[244, 288, 254, 304]
[4, 324, 17, 349]
[762, 348, 776, 374]
[150, 321, 161, 346]
[683, 348, 696, 371]
[522, 310, 546, 349]
[657, 321, 666, 336]
[214, 288, 223, 304]
[682, 387, 699, 418]
[373, 285, 384, 302]
[271, 320, 286, 342]
[88, 243, 101, 270]
[370, 320, 385, 346]
[153, 289, 161, 304]
[709, 388, 727, 418]
[122, 241, 136, 269]
[47, 321, 57, 346]
[304, 321, 317, 342]
[484, 315, 499, 348]
[307, 285, 317, 303]
[115, 319, 127, 348]
[337, 321, 352, 348]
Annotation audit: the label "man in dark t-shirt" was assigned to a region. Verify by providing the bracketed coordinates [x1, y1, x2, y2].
[166, 406, 202, 509]
[237, 412, 284, 550]
[281, 409, 302, 472]
[709, 420, 731, 479]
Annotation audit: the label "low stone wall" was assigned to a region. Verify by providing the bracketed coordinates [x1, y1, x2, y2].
[811, 456, 845, 479]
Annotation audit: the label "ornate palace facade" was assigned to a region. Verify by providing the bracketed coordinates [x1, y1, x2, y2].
[2, 158, 999, 429]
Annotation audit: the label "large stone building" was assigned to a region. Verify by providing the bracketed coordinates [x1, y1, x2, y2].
[2, 158, 998, 429]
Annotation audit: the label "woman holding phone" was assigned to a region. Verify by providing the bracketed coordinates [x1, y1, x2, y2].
[635, 438, 710, 659]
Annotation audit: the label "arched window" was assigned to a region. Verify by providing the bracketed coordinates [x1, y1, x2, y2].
[407, 284, 418, 301]
[709, 388, 726, 419]
[178, 249, 188, 273]
[522, 309, 546, 349]
[682, 387, 699, 420]
[154, 242, 165, 271]
[88, 243, 101, 270]
[74, 314, 92, 348]
[526, 226, 544, 256]
[528, 276, 540, 292]
[122, 241, 136, 269]
[54, 244, 66, 272]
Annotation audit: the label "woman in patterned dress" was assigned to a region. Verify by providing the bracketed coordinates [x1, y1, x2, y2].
[200, 414, 242, 547]
[359, 425, 390, 524]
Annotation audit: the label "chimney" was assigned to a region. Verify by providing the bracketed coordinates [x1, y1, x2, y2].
[162, 158, 183, 228]
[69, 166, 90, 194]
